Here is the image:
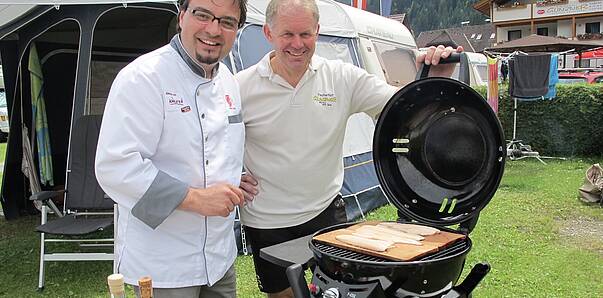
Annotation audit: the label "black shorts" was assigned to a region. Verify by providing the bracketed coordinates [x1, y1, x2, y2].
[243, 195, 347, 294]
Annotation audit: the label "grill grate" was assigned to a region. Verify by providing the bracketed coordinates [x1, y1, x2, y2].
[314, 242, 390, 262]
[314, 239, 469, 263]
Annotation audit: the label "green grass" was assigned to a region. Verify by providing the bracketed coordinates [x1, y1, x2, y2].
[1, 155, 602, 297]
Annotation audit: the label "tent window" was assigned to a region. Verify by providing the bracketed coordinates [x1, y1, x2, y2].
[315, 36, 358, 66]
[371, 40, 417, 87]
[89, 7, 177, 115]
[232, 25, 272, 71]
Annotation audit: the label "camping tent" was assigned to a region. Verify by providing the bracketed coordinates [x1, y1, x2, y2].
[0, 2, 413, 249]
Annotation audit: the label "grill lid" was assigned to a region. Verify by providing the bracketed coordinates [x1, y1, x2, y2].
[373, 54, 505, 227]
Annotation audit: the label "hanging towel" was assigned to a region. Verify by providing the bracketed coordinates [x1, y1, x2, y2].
[487, 56, 499, 114]
[509, 54, 551, 98]
[29, 43, 54, 186]
[545, 54, 559, 99]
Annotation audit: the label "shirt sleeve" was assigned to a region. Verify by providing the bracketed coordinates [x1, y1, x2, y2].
[95, 64, 188, 229]
[345, 63, 399, 119]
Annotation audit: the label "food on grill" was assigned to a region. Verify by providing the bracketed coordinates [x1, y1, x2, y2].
[357, 224, 425, 241]
[351, 229, 422, 246]
[378, 222, 441, 236]
[335, 234, 394, 252]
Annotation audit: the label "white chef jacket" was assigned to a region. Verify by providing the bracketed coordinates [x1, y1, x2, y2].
[95, 36, 244, 288]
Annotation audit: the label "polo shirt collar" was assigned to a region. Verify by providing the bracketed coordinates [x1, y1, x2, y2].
[170, 34, 219, 79]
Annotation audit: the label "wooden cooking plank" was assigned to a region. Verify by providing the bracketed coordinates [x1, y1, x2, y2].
[312, 221, 466, 261]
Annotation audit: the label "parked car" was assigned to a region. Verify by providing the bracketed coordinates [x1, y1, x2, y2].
[0, 89, 8, 142]
[558, 68, 603, 84]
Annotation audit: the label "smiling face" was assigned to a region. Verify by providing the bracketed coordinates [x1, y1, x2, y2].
[178, 0, 240, 73]
[263, 4, 319, 75]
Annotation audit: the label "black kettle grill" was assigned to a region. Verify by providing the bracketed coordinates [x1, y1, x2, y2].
[259, 53, 506, 298]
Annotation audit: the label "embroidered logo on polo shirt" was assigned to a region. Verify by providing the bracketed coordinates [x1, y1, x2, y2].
[313, 92, 337, 107]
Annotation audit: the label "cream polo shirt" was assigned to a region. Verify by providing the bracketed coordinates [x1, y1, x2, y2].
[236, 52, 397, 229]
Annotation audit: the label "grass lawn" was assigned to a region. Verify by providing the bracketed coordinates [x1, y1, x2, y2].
[1, 147, 602, 297]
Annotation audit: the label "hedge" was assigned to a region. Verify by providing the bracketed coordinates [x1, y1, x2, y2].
[475, 83, 603, 157]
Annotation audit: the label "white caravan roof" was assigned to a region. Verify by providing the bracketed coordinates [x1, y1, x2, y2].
[246, 0, 356, 38]
[338, 2, 415, 47]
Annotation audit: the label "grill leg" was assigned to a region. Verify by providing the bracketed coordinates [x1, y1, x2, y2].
[286, 264, 311, 298]
[451, 262, 490, 297]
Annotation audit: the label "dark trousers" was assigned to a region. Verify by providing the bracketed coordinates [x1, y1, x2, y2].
[243, 195, 347, 293]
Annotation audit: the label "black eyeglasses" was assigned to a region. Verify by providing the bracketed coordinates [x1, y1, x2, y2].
[188, 8, 240, 32]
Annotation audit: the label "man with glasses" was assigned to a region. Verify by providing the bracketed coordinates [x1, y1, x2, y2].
[236, 0, 461, 297]
[96, 0, 247, 297]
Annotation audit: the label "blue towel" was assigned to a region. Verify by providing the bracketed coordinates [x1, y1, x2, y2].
[545, 54, 559, 99]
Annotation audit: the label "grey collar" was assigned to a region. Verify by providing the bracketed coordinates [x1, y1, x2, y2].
[170, 34, 219, 79]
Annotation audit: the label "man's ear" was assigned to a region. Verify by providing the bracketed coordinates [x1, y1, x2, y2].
[178, 10, 185, 30]
[263, 24, 273, 42]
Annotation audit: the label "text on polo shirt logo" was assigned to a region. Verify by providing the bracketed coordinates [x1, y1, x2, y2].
[225, 94, 235, 109]
[181, 106, 191, 113]
[166, 92, 184, 106]
[313, 92, 337, 107]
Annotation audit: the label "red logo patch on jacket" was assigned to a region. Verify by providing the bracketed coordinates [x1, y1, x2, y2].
[225, 95, 235, 109]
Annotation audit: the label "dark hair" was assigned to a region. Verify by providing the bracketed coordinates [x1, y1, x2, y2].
[179, 0, 247, 28]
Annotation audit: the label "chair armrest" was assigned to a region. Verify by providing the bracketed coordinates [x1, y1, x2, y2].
[29, 190, 65, 202]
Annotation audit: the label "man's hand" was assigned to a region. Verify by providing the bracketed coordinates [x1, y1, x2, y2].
[416, 45, 464, 78]
[179, 184, 244, 217]
[239, 173, 259, 203]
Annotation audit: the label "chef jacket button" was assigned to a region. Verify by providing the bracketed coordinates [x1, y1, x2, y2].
[205, 136, 208, 142]
[205, 160, 209, 165]
[201, 113, 205, 119]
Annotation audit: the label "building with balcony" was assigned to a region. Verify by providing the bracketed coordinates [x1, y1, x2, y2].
[474, 0, 603, 42]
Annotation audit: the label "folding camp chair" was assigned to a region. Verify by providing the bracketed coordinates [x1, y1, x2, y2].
[29, 114, 116, 290]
